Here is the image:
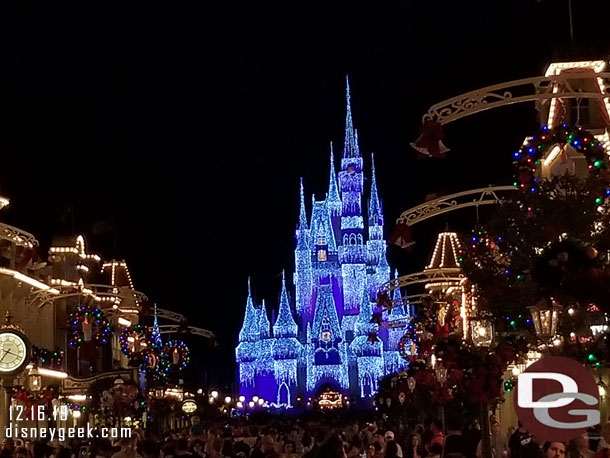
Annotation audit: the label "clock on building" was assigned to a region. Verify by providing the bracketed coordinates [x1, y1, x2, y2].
[0, 311, 31, 376]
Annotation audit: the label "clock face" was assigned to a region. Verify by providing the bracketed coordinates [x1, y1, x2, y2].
[0, 332, 28, 373]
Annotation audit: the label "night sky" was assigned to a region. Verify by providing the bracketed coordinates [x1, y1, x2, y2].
[1, 2, 609, 388]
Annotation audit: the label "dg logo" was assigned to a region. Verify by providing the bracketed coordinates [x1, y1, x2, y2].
[514, 356, 600, 442]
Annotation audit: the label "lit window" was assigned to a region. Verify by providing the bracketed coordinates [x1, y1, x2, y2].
[318, 250, 327, 261]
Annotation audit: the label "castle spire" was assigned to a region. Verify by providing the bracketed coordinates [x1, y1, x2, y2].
[238, 277, 259, 342]
[299, 178, 308, 230]
[259, 299, 270, 338]
[151, 303, 162, 348]
[327, 142, 342, 215]
[343, 75, 358, 159]
[390, 269, 406, 318]
[368, 153, 383, 226]
[273, 270, 298, 338]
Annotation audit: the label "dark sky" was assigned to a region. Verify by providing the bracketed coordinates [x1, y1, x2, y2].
[1, 2, 609, 387]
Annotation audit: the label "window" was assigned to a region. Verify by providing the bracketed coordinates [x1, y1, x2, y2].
[317, 250, 327, 261]
[569, 98, 590, 127]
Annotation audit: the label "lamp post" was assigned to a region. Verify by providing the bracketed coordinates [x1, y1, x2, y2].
[434, 362, 447, 431]
[529, 299, 561, 343]
[470, 318, 495, 458]
[470, 320, 494, 347]
[28, 368, 42, 430]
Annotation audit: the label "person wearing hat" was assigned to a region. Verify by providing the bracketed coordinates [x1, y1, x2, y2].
[385, 432, 403, 457]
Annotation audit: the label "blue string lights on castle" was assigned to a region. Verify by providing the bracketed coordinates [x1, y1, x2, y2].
[235, 77, 412, 407]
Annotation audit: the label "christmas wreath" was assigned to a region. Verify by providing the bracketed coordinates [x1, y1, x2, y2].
[513, 124, 610, 194]
[68, 305, 112, 347]
[119, 323, 151, 355]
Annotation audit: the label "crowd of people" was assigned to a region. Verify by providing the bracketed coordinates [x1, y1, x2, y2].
[2, 415, 610, 458]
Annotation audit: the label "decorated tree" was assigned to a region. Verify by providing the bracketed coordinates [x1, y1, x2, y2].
[460, 125, 610, 362]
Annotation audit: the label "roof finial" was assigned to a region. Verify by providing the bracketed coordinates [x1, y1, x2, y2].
[369, 153, 382, 226]
[299, 178, 308, 229]
[328, 143, 341, 214]
[343, 75, 357, 159]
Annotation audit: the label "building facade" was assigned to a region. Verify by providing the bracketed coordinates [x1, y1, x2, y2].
[235, 79, 411, 407]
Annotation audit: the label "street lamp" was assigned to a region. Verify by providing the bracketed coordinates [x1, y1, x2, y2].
[470, 320, 494, 347]
[407, 377, 416, 393]
[435, 364, 448, 385]
[224, 396, 232, 404]
[435, 362, 448, 431]
[211, 390, 219, 399]
[28, 368, 42, 393]
[529, 299, 561, 341]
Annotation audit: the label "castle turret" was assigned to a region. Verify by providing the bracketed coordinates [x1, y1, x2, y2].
[338, 76, 367, 317]
[255, 299, 275, 402]
[294, 179, 313, 320]
[271, 272, 302, 406]
[236, 278, 260, 396]
[384, 269, 410, 374]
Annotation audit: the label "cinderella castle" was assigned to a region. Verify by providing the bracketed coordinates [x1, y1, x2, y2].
[235, 78, 412, 407]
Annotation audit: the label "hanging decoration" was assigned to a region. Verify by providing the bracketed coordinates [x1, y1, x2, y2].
[67, 306, 112, 348]
[410, 119, 450, 158]
[389, 223, 416, 250]
[398, 321, 419, 362]
[119, 324, 151, 355]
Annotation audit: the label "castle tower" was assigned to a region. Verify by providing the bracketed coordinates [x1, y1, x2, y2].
[338, 76, 367, 318]
[384, 269, 410, 374]
[294, 179, 313, 321]
[255, 299, 275, 402]
[271, 272, 302, 407]
[236, 278, 260, 398]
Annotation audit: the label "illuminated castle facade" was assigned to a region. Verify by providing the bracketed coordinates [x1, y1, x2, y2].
[235, 79, 411, 406]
